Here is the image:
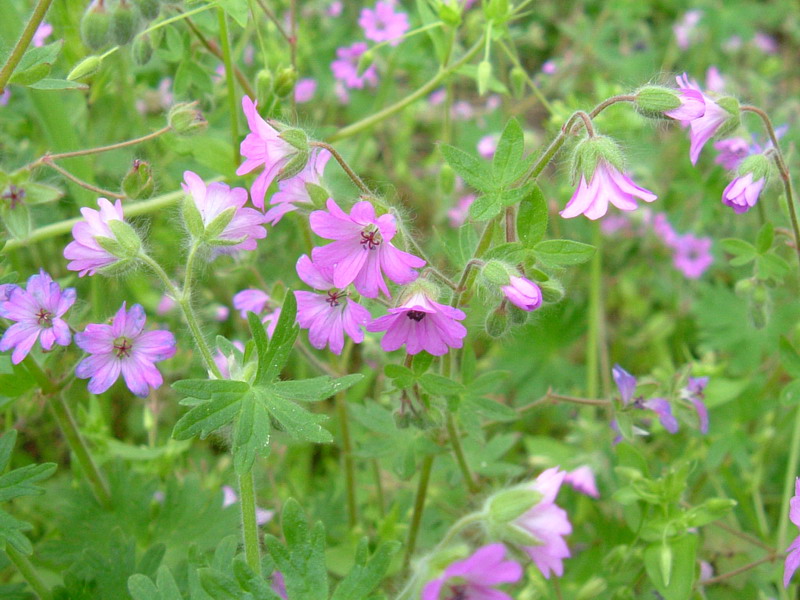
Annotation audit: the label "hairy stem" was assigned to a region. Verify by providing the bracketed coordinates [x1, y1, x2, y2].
[309, 141, 372, 195]
[217, 8, 240, 166]
[446, 412, 479, 493]
[239, 471, 262, 573]
[43, 160, 125, 199]
[5, 546, 51, 600]
[0, 0, 54, 92]
[404, 454, 434, 567]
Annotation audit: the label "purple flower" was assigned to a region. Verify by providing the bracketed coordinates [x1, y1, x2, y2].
[664, 88, 705, 121]
[652, 213, 679, 247]
[447, 194, 475, 228]
[213, 340, 245, 380]
[64, 197, 129, 276]
[221, 485, 274, 525]
[32, 22, 53, 47]
[326, 1, 343, 17]
[75, 303, 176, 397]
[358, 1, 409, 46]
[294, 255, 371, 355]
[685, 376, 709, 434]
[560, 162, 657, 220]
[600, 214, 631, 235]
[722, 172, 766, 214]
[271, 572, 287, 600]
[784, 479, 800, 587]
[310, 199, 425, 298]
[367, 289, 467, 356]
[477, 134, 498, 159]
[672, 233, 713, 279]
[643, 398, 679, 434]
[182, 171, 267, 251]
[421, 544, 523, 600]
[428, 88, 447, 106]
[237, 96, 299, 210]
[753, 32, 779, 54]
[705, 66, 726, 94]
[613, 364, 637, 405]
[331, 43, 378, 90]
[541, 59, 557, 75]
[0, 89, 10, 106]
[675, 73, 733, 165]
[564, 465, 599, 498]
[673, 10, 703, 49]
[513, 468, 572, 578]
[265, 149, 331, 225]
[294, 78, 317, 103]
[501, 276, 542, 312]
[233, 289, 270, 319]
[714, 137, 750, 170]
[0, 270, 76, 364]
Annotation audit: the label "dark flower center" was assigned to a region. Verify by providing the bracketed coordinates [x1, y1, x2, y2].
[326, 290, 346, 307]
[406, 310, 426, 322]
[2, 185, 26, 209]
[360, 228, 382, 250]
[113, 336, 133, 358]
[35, 308, 53, 326]
[446, 585, 467, 600]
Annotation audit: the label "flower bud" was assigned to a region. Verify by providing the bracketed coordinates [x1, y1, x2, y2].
[439, 164, 455, 195]
[135, 0, 161, 21]
[481, 259, 512, 286]
[576, 577, 608, 600]
[485, 305, 510, 338]
[81, 1, 111, 50]
[256, 69, 274, 107]
[67, 55, 103, 81]
[477, 60, 492, 96]
[510, 66, 527, 99]
[570, 135, 624, 184]
[438, 2, 462, 26]
[168, 102, 207, 135]
[111, 0, 140, 46]
[356, 51, 375, 78]
[738, 153, 771, 182]
[131, 34, 153, 66]
[273, 67, 297, 98]
[633, 85, 682, 117]
[121, 159, 154, 199]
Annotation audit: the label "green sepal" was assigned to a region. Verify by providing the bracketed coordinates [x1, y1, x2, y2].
[634, 85, 681, 116]
[108, 219, 142, 256]
[181, 195, 205, 238]
[204, 206, 236, 240]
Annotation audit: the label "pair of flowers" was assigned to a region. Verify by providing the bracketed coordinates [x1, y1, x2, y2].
[0, 271, 175, 397]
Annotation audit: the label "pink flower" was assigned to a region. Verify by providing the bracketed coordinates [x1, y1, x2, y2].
[673, 10, 703, 49]
[477, 134, 498, 159]
[271, 572, 287, 599]
[0, 270, 76, 364]
[221, 485, 273, 525]
[448, 194, 475, 228]
[236, 96, 299, 210]
[213, 340, 244, 379]
[326, 1, 343, 17]
[753, 32, 779, 55]
[564, 466, 599, 498]
[182, 171, 267, 251]
[672, 233, 713, 279]
[294, 78, 317, 103]
[561, 162, 657, 220]
[784, 478, 800, 587]
[422, 544, 523, 600]
[359, 1, 409, 46]
[501, 276, 542, 311]
[310, 199, 425, 298]
[600, 214, 631, 235]
[652, 213, 679, 247]
[642, 398, 679, 433]
[75, 303, 176, 397]
[265, 149, 331, 225]
[367, 289, 467, 356]
[714, 137, 750, 170]
[664, 88, 705, 121]
[428, 88, 447, 106]
[294, 255, 371, 355]
[64, 198, 129, 276]
[722, 172, 766, 214]
[675, 73, 732, 165]
[705, 66, 726, 94]
[541, 60, 557, 75]
[233, 289, 270, 319]
[262, 307, 281, 339]
[513, 468, 572, 578]
[156, 294, 177, 315]
[331, 42, 378, 90]
[32, 22, 53, 47]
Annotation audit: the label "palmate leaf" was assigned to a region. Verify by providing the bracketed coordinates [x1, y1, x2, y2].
[330, 539, 400, 600]
[172, 293, 363, 474]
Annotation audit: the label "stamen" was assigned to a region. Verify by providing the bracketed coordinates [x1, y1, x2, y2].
[406, 310, 426, 322]
[359, 229, 382, 250]
[35, 309, 53, 325]
[113, 337, 133, 358]
[326, 290, 346, 307]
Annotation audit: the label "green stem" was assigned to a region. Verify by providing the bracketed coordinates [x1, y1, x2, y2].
[0, 0, 54, 92]
[309, 141, 372, 195]
[587, 223, 602, 399]
[496, 40, 554, 115]
[181, 242, 203, 301]
[42, 160, 125, 199]
[238, 471, 261, 573]
[337, 340, 358, 529]
[327, 36, 485, 142]
[217, 8, 240, 166]
[777, 405, 800, 552]
[372, 459, 385, 517]
[404, 454, 434, 567]
[445, 412, 479, 493]
[451, 219, 497, 307]
[5, 546, 51, 600]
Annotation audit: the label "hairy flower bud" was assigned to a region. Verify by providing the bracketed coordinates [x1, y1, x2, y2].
[80, 1, 111, 50]
[121, 159, 154, 199]
[634, 85, 682, 116]
[485, 305, 510, 338]
[131, 34, 153, 66]
[477, 60, 492, 96]
[111, 0, 140, 45]
[168, 102, 207, 135]
[67, 55, 102, 81]
[135, 0, 160, 21]
[256, 69, 274, 107]
[570, 135, 625, 183]
[274, 67, 297, 98]
[481, 259, 512, 286]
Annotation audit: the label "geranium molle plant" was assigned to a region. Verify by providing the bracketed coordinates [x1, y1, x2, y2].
[422, 544, 523, 600]
[0, 270, 76, 364]
[265, 148, 331, 225]
[75, 302, 176, 396]
[721, 153, 771, 214]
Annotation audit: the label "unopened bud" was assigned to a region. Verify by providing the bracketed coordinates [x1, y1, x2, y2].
[481, 260, 511, 286]
[634, 85, 681, 117]
[485, 305, 510, 338]
[131, 34, 153, 66]
[510, 66, 526, 99]
[477, 60, 492, 96]
[67, 55, 103, 81]
[168, 102, 207, 135]
[273, 67, 297, 98]
[121, 159, 154, 199]
[81, 1, 111, 50]
[135, 0, 161, 21]
[256, 69, 274, 106]
[111, 0, 140, 45]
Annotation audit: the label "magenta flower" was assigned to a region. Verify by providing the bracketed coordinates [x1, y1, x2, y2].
[541, 60, 557, 75]
[182, 171, 267, 251]
[237, 96, 299, 210]
[310, 199, 425, 298]
[753, 32, 779, 54]
[685, 376, 709, 434]
[422, 544, 523, 600]
[75, 303, 176, 397]
[477, 134, 498, 159]
[652, 213, 679, 246]
[64, 197, 129, 276]
[722, 172, 766, 214]
[294, 78, 317, 103]
[32, 22, 53, 47]
[222, 485, 273, 525]
[359, 1, 409, 46]
[367, 289, 467, 356]
[331, 43, 378, 90]
[643, 398, 679, 433]
[294, 255, 371, 355]
[262, 307, 281, 339]
[664, 87, 705, 121]
[672, 233, 713, 279]
[714, 137, 750, 170]
[513, 468, 572, 578]
[673, 10, 703, 49]
[784, 478, 800, 587]
[233, 289, 270, 319]
[564, 465, 599, 498]
[271, 572, 287, 600]
[502, 276, 542, 311]
[561, 161, 657, 220]
[265, 148, 331, 225]
[675, 73, 733, 165]
[448, 194, 475, 228]
[613, 364, 637, 405]
[0, 270, 75, 364]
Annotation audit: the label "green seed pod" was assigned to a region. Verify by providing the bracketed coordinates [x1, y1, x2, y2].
[135, 0, 160, 21]
[111, 0, 140, 46]
[121, 159, 154, 199]
[477, 60, 492, 96]
[168, 102, 208, 135]
[510, 66, 526, 99]
[67, 55, 103, 81]
[80, 1, 112, 51]
[273, 67, 297, 98]
[485, 305, 510, 338]
[131, 34, 153, 66]
[256, 69, 274, 107]
[634, 85, 682, 117]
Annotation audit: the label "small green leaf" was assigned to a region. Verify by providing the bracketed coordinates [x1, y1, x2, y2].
[721, 238, 757, 265]
[534, 239, 596, 266]
[330, 539, 401, 600]
[233, 392, 271, 475]
[198, 568, 241, 600]
[468, 193, 502, 222]
[517, 184, 548, 247]
[0, 431, 17, 472]
[0, 463, 57, 502]
[172, 391, 245, 440]
[492, 118, 524, 186]
[643, 534, 697, 600]
[780, 337, 800, 379]
[9, 40, 62, 85]
[418, 374, 464, 397]
[127, 574, 159, 600]
[756, 222, 774, 253]
[216, 0, 249, 28]
[255, 388, 332, 444]
[257, 293, 299, 384]
[411, 352, 434, 376]
[781, 380, 800, 406]
[440, 144, 493, 192]
[27, 78, 89, 90]
[22, 181, 63, 204]
[756, 253, 790, 281]
[272, 374, 364, 402]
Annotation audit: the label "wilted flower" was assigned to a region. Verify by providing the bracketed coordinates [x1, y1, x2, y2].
[294, 255, 371, 354]
[75, 303, 176, 397]
[64, 197, 138, 276]
[310, 199, 425, 298]
[0, 270, 76, 364]
[265, 148, 330, 225]
[501, 276, 542, 312]
[422, 544, 523, 600]
[722, 172, 766, 214]
[784, 478, 800, 587]
[367, 288, 467, 355]
[331, 43, 378, 90]
[358, 1, 409, 46]
[672, 233, 713, 279]
[564, 465, 600, 498]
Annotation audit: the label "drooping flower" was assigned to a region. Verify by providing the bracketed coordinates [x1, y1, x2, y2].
[612, 364, 637, 405]
[671, 233, 713, 279]
[513, 468, 573, 578]
[722, 172, 766, 214]
[331, 42, 378, 90]
[784, 479, 800, 587]
[421, 544, 523, 600]
[221, 485, 273, 525]
[265, 148, 331, 225]
[0, 270, 76, 364]
[675, 73, 736, 165]
[367, 288, 467, 356]
[564, 465, 600, 498]
[294, 255, 371, 355]
[75, 303, 176, 397]
[182, 171, 267, 251]
[358, 1, 409, 46]
[501, 276, 542, 312]
[294, 78, 317, 103]
[236, 96, 301, 210]
[310, 199, 425, 298]
[64, 197, 136, 276]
